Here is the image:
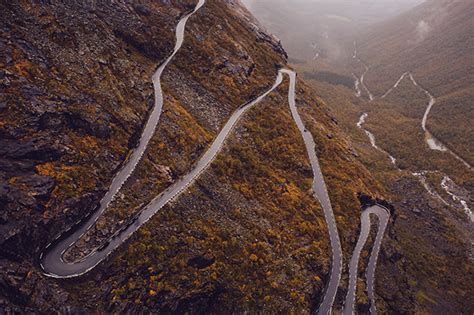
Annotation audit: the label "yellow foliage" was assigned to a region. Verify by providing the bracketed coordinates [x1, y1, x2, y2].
[14, 60, 33, 76]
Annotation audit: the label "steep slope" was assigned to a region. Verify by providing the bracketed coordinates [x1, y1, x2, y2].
[357, 0, 474, 164]
[239, 0, 474, 313]
[0, 0, 196, 311]
[0, 0, 388, 313]
[305, 78, 473, 314]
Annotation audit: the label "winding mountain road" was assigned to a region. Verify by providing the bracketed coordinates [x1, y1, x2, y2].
[407, 74, 473, 171]
[377, 71, 472, 218]
[38, 3, 411, 315]
[343, 205, 390, 315]
[349, 46, 473, 312]
[369, 70, 473, 174]
[40, 0, 208, 278]
[346, 45, 395, 314]
[40, 6, 343, 314]
[352, 53, 472, 172]
[282, 69, 342, 315]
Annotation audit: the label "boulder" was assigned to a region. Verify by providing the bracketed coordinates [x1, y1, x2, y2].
[13, 175, 55, 202]
[0, 138, 61, 162]
[133, 4, 151, 16]
[187, 255, 215, 269]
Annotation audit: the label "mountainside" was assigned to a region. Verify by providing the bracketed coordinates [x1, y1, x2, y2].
[0, 1, 393, 313]
[304, 77, 473, 314]
[2, 0, 473, 313]
[240, 0, 474, 313]
[357, 0, 474, 164]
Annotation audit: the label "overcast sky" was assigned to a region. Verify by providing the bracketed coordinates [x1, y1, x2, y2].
[241, 0, 424, 9]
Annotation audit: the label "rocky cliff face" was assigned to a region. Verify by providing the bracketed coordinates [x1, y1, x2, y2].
[0, 1, 194, 311]
[1, 1, 386, 313]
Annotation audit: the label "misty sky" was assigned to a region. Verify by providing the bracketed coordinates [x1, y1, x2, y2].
[241, 0, 425, 11]
[242, 0, 424, 6]
[239, 0, 426, 62]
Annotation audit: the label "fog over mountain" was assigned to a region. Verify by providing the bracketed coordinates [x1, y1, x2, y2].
[240, 0, 425, 63]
